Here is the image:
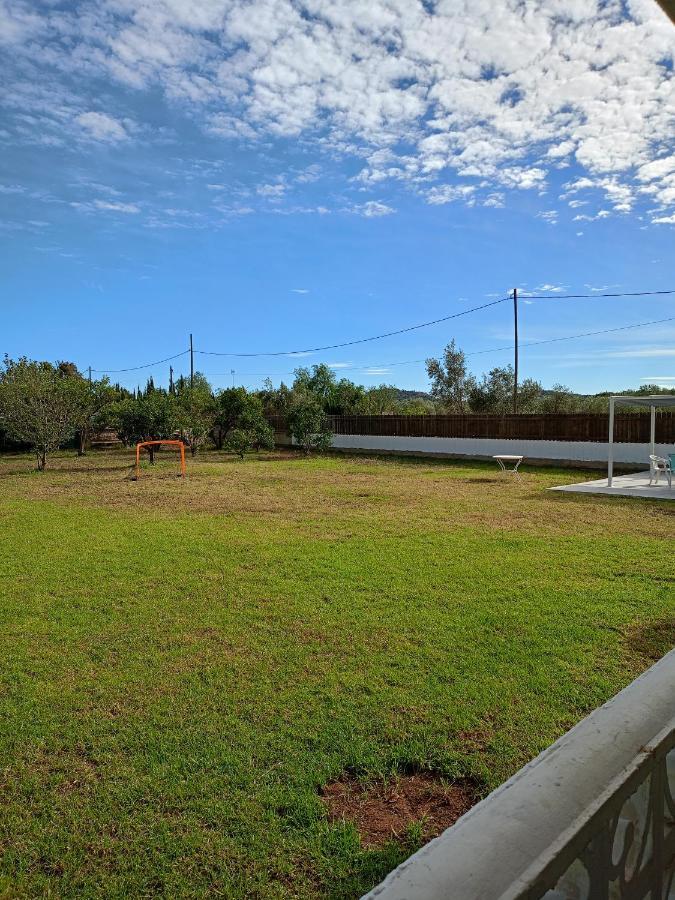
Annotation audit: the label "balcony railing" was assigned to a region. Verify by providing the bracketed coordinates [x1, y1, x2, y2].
[364, 649, 675, 900]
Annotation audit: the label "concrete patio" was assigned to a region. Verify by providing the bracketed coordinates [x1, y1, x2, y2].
[551, 470, 674, 501]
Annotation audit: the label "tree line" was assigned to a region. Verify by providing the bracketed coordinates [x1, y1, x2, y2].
[1, 349, 671, 470]
[0, 357, 339, 470]
[425, 340, 674, 414]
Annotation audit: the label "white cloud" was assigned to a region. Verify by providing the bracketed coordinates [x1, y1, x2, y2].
[350, 200, 395, 218]
[652, 214, 675, 224]
[2, 0, 675, 221]
[94, 200, 140, 213]
[0, 0, 43, 46]
[75, 112, 129, 142]
[291, 288, 309, 294]
[72, 199, 140, 214]
[482, 192, 504, 208]
[425, 184, 475, 205]
[604, 348, 675, 359]
[256, 182, 287, 199]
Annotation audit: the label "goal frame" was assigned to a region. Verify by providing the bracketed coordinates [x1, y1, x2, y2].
[135, 440, 186, 479]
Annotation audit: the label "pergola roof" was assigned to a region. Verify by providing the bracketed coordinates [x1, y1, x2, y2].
[610, 395, 675, 408]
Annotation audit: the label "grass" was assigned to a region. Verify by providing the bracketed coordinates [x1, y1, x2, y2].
[0, 448, 673, 898]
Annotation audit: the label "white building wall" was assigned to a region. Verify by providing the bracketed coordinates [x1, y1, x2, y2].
[329, 434, 673, 466]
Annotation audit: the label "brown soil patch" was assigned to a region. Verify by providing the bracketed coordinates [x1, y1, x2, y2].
[624, 616, 675, 664]
[320, 773, 477, 848]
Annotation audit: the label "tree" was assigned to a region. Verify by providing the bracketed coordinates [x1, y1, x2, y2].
[65, 373, 115, 455]
[213, 387, 250, 449]
[107, 391, 177, 462]
[215, 387, 274, 458]
[225, 423, 274, 459]
[426, 340, 475, 413]
[468, 365, 542, 414]
[257, 378, 293, 417]
[360, 385, 401, 414]
[536, 384, 581, 414]
[175, 375, 216, 456]
[292, 364, 364, 414]
[287, 396, 333, 455]
[0, 356, 81, 470]
[292, 364, 336, 406]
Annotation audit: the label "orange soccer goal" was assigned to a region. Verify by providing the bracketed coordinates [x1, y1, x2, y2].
[134, 440, 186, 479]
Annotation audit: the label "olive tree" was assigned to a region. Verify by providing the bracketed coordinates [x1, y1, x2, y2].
[0, 356, 81, 470]
[468, 365, 542, 414]
[425, 340, 475, 413]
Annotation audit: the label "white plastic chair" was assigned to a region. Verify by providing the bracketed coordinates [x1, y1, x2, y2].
[649, 455, 672, 488]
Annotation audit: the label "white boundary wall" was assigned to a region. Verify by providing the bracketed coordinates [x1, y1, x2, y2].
[329, 434, 672, 466]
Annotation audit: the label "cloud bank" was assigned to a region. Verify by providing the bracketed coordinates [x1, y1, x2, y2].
[1, 0, 674, 221]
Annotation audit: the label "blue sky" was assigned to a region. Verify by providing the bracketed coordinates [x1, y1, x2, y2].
[1, 0, 674, 394]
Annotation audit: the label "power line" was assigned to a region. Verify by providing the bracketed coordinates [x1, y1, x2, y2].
[466, 314, 675, 356]
[91, 349, 189, 374]
[195, 297, 509, 358]
[525, 289, 675, 300]
[86, 288, 675, 373]
[199, 314, 675, 379]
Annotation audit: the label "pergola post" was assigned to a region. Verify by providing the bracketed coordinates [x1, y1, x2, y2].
[608, 397, 615, 487]
[650, 404, 656, 459]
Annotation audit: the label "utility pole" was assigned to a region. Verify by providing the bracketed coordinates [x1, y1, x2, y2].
[231, 369, 235, 388]
[169, 365, 174, 394]
[189, 333, 194, 389]
[512, 287, 519, 415]
[88, 366, 92, 384]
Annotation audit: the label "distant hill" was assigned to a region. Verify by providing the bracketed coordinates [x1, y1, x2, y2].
[395, 388, 433, 401]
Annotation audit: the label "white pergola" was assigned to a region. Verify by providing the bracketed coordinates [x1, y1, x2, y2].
[608, 394, 675, 486]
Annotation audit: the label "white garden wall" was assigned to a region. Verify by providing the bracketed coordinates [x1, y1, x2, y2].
[329, 433, 673, 467]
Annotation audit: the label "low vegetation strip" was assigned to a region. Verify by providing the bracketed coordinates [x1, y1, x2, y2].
[0, 450, 672, 898]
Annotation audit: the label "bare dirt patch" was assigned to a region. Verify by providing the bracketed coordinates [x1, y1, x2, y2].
[320, 773, 477, 848]
[624, 616, 675, 664]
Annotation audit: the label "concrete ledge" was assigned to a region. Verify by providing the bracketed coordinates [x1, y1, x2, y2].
[364, 650, 675, 900]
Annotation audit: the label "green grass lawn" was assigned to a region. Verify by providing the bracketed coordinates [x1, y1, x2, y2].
[0, 449, 673, 898]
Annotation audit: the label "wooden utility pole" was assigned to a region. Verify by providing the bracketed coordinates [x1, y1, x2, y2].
[512, 288, 519, 415]
[88, 366, 92, 383]
[189, 334, 194, 388]
[169, 365, 174, 394]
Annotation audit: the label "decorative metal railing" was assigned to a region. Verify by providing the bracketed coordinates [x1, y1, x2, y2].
[535, 725, 674, 900]
[365, 650, 675, 900]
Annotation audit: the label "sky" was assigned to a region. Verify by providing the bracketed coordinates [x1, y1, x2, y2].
[1, 0, 674, 394]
